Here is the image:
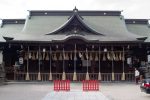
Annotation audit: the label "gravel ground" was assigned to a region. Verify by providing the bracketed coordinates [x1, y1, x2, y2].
[0, 82, 150, 100]
[101, 83, 150, 100]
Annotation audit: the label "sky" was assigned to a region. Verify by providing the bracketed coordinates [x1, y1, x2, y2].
[0, 0, 150, 19]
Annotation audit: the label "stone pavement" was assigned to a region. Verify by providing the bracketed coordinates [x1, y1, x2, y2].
[0, 82, 150, 100]
[42, 90, 108, 100]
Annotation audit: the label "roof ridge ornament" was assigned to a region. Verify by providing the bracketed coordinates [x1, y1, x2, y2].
[68, 7, 83, 20]
[73, 6, 78, 12]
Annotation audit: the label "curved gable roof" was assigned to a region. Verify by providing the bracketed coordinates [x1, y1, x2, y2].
[46, 8, 104, 36]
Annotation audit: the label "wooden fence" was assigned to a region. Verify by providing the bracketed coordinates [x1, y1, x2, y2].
[14, 72, 135, 82]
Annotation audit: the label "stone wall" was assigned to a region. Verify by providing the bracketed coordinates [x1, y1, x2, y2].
[0, 63, 5, 85]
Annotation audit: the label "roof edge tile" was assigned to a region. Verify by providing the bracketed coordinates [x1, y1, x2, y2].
[125, 19, 148, 24]
[29, 10, 121, 16]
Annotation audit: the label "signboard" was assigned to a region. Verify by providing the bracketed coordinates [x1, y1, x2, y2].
[19, 57, 23, 64]
[148, 55, 150, 62]
[127, 57, 132, 65]
[82, 60, 91, 67]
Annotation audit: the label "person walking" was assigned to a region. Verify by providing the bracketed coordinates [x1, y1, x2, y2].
[135, 68, 140, 84]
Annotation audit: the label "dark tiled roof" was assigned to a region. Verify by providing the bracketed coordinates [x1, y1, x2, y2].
[1, 8, 147, 43]
[0, 19, 25, 42]
[125, 19, 148, 24]
[2, 19, 25, 25]
[29, 10, 121, 16]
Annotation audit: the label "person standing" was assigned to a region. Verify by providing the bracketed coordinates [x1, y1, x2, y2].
[135, 68, 140, 84]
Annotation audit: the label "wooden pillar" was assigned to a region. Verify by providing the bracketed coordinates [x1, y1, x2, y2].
[111, 46, 115, 81]
[62, 47, 66, 80]
[98, 46, 101, 80]
[38, 46, 41, 80]
[121, 46, 125, 80]
[25, 46, 30, 80]
[91, 46, 95, 73]
[73, 44, 77, 81]
[85, 48, 90, 80]
[49, 46, 52, 80]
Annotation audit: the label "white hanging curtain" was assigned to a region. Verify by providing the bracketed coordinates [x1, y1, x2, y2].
[54, 53, 57, 61]
[102, 53, 106, 61]
[86, 52, 88, 60]
[95, 53, 98, 61]
[70, 52, 73, 60]
[119, 52, 122, 61]
[32, 52, 36, 60]
[28, 52, 32, 59]
[107, 52, 110, 60]
[85, 49, 89, 60]
[81, 52, 84, 60]
[74, 44, 77, 61]
[115, 52, 119, 61]
[45, 52, 49, 61]
[122, 52, 125, 61]
[79, 52, 82, 59]
[24, 52, 28, 60]
[59, 53, 62, 60]
[63, 52, 66, 60]
[43, 52, 45, 60]
[112, 51, 115, 61]
[89, 52, 93, 60]
[39, 52, 42, 61]
[36, 51, 38, 60]
[65, 52, 69, 60]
